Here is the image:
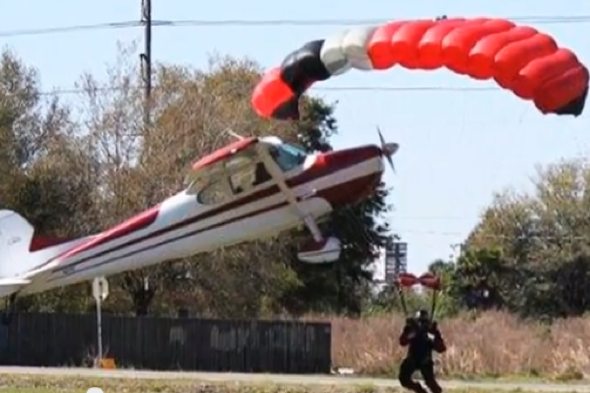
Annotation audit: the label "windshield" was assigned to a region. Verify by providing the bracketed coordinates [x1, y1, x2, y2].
[270, 143, 307, 172]
[281, 142, 307, 157]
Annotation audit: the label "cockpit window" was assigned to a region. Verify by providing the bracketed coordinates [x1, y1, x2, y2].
[269, 143, 307, 172]
[229, 164, 256, 194]
[226, 154, 272, 194]
[198, 176, 232, 205]
[196, 148, 280, 204]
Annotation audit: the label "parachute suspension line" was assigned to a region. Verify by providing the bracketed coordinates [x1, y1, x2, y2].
[396, 273, 442, 319]
[430, 288, 438, 322]
[396, 283, 409, 317]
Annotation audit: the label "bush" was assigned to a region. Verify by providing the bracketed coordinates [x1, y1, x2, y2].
[323, 311, 590, 379]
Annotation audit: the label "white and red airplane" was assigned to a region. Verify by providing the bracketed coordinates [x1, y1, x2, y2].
[0, 132, 398, 310]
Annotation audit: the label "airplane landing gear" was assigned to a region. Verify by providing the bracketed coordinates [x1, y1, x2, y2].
[1, 294, 17, 326]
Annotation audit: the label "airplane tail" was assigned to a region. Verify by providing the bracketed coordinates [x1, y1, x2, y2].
[0, 209, 79, 280]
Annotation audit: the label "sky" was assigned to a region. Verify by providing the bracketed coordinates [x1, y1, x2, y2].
[1, 1, 589, 275]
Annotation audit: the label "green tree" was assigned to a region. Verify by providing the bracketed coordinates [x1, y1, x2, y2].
[279, 100, 392, 316]
[73, 46, 350, 317]
[460, 157, 590, 318]
[427, 259, 460, 318]
[0, 49, 101, 313]
[451, 248, 516, 311]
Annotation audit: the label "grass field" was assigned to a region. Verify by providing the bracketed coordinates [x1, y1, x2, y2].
[328, 311, 590, 379]
[0, 374, 578, 393]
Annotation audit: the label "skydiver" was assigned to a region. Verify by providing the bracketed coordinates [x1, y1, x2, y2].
[398, 309, 446, 393]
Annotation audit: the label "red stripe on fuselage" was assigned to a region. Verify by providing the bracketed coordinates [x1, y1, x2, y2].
[58, 205, 161, 260]
[52, 182, 286, 273]
[30, 235, 75, 252]
[49, 171, 382, 279]
[48, 199, 292, 281]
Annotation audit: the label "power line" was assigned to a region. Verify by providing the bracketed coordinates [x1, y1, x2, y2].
[391, 229, 590, 241]
[393, 215, 479, 221]
[160, 15, 590, 27]
[1, 15, 590, 38]
[0, 21, 141, 37]
[316, 86, 497, 92]
[38, 85, 503, 97]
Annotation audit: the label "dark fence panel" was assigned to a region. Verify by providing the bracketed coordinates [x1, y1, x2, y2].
[0, 313, 331, 374]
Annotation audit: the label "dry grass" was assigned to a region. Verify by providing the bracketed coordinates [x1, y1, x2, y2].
[0, 374, 566, 393]
[328, 310, 590, 380]
[0, 374, 385, 393]
[0, 374, 435, 393]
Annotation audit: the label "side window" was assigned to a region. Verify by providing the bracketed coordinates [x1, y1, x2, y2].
[227, 156, 272, 194]
[198, 176, 232, 205]
[230, 165, 256, 194]
[252, 162, 272, 186]
[229, 162, 273, 193]
[269, 145, 306, 173]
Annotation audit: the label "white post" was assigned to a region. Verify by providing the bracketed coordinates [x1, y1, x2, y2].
[96, 294, 103, 367]
[92, 277, 109, 368]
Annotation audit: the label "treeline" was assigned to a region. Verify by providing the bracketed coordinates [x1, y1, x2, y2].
[0, 44, 390, 318]
[373, 158, 590, 321]
[443, 157, 590, 320]
[2, 42, 586, 322]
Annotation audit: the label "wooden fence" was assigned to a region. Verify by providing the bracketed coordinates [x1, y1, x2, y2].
[0, 313, 331, 374]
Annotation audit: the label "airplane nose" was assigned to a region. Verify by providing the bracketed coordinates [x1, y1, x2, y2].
[321, 145, 383, 170]
[315, 145, 385, 208]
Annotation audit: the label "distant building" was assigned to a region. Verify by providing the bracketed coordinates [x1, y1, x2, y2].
[385, 237, 407, 283]
[369, 236, 408, 285]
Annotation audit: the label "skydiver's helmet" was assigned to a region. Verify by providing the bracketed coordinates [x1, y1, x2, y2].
[415, 309, 430, 329]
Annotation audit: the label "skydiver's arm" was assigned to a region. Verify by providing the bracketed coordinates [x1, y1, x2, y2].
[399, 321, 416, 346]
[431, 322, 447, 353]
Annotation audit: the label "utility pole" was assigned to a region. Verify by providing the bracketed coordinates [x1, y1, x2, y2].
[140, 0, 152, 132]
[139, 0, 155, 193]
[138, 0, 154, 296]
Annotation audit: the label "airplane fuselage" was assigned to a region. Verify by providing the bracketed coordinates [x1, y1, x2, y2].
[18, 144, 384, 296]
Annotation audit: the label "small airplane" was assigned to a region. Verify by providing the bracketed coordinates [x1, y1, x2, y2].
[0, 130, 398, 320]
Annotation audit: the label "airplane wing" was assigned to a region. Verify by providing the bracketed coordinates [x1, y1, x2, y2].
[186, 137, 260, 186]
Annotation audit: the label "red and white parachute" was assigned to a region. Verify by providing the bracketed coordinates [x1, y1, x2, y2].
[251, 17, 589, 120]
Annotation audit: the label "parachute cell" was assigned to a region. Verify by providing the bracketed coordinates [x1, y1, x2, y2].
[251, 17, 589, 120]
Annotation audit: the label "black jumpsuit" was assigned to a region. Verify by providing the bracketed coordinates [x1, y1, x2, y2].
[398, 320, 446, 393]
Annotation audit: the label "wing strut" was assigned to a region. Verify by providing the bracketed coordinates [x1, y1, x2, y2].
[257, 145, 341, 264]
[257, 147, 324, 242]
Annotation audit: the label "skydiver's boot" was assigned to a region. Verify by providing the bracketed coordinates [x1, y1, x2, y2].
[420, 362, 443, 393]
[399, 358, 429, 393]
[399, 378, 429, 393]
[424, 379, 443, 393]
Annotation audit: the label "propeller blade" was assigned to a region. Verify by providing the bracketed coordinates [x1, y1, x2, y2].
[376, 126, 396, 173]
[387, 155, 396, 173]
[377, 126, 386, 146]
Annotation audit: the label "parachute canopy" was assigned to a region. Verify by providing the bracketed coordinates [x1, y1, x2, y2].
[251, 17, 589, 120]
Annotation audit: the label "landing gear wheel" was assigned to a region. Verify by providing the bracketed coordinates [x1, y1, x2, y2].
[1, 294, 17, 326]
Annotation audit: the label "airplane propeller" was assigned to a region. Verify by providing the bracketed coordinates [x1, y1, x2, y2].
[377, 126, 399, 173]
